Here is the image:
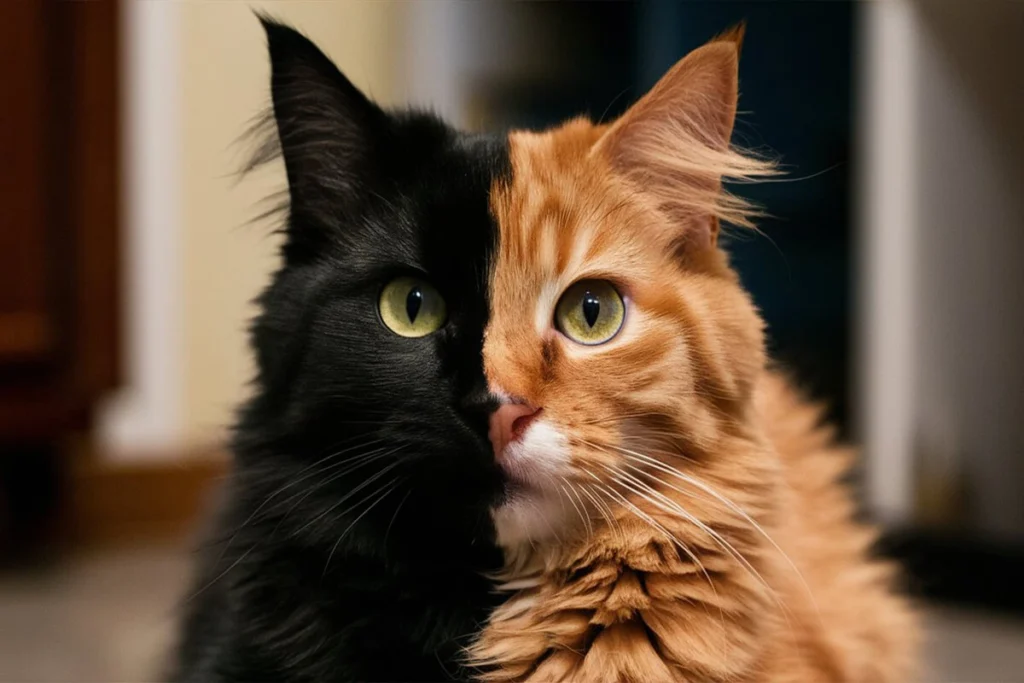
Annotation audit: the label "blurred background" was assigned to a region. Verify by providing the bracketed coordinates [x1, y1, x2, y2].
[1, 0, 1022, 680]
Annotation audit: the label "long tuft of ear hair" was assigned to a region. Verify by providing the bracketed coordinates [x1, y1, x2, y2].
[594, 24, 776, 248]
[235, 106, 291, 236]
[249, 14, 387, 260]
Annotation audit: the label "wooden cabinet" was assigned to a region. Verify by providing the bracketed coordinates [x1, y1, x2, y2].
[0, 0, 120, 548]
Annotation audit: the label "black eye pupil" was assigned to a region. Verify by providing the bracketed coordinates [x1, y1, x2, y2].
[406, 287, 423, 322]
[582, 292, 600, 327]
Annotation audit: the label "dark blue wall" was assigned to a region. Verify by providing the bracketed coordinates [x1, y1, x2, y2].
[641, 1, 856, 428]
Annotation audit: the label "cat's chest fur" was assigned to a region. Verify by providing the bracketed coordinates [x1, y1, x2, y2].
[467, 509, 777, 682]
[465, 374, 919, 683]
[176, 533, 502, 682]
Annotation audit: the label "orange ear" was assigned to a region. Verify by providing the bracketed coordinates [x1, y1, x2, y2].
[596, 25, 772, 247]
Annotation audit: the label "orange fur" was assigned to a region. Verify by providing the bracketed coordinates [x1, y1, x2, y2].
[470, 29, 918, 682]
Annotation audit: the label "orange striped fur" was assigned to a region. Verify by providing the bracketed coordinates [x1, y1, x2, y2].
[470, 29, 918, 682]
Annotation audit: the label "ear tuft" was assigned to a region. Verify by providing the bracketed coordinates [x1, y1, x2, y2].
[713, 21, 747, 53]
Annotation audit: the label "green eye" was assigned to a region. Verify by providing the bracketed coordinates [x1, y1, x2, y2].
[554, 279, 625, 345]
[378, 276, 447, 338]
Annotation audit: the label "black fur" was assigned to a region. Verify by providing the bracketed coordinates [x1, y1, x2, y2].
[172, 18, 511, 683]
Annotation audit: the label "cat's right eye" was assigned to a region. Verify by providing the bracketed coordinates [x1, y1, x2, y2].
[554, 279, 625, 346]
[378, 276, 447, 338]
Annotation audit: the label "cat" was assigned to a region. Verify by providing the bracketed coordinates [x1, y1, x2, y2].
[172, 16, 918, 683]
[464, 25, 920, 683]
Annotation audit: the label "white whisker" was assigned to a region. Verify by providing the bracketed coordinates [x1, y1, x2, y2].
[605, 464, 780, 611]
[560, 478, 592, 537]
[292, 460, 401, 537]
[610, 444, 819, 621]
[323, 480, 400, 576]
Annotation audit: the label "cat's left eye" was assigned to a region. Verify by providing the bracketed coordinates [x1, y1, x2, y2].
[554, 279, 625, 346]
[379, 276, 447, 338]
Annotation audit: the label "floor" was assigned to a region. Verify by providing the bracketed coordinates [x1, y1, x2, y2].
[1, 545, 1023, 682]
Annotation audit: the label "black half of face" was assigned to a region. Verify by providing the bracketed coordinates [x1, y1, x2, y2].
[235, 19, 508, 558]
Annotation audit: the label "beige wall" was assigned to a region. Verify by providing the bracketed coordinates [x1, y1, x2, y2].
[180, 1, 404, 447]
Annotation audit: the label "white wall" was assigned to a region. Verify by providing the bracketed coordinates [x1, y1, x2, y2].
[98, 0, 183, 461]
[858, 0, 1024, 537]
[857, 0, 920, 523]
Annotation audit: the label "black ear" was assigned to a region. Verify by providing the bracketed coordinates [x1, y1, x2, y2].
[258, 16, 385, 250]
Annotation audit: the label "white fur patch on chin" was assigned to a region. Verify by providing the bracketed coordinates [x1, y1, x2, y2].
[499, 420, 568, 488]
[492, 419, 571, 549]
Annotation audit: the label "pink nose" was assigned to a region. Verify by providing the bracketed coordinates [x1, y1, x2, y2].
[489, 402, 541, 457]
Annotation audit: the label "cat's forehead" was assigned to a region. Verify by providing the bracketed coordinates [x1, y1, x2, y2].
[504, 119, 607, 177]
[488, 120, 659, 303]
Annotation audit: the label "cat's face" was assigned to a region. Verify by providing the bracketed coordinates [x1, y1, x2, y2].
[483, 120, 768, 548]
[481, 31, 774, 549]
[245, 21, 771, 556]
[240, 21, 510, 557]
